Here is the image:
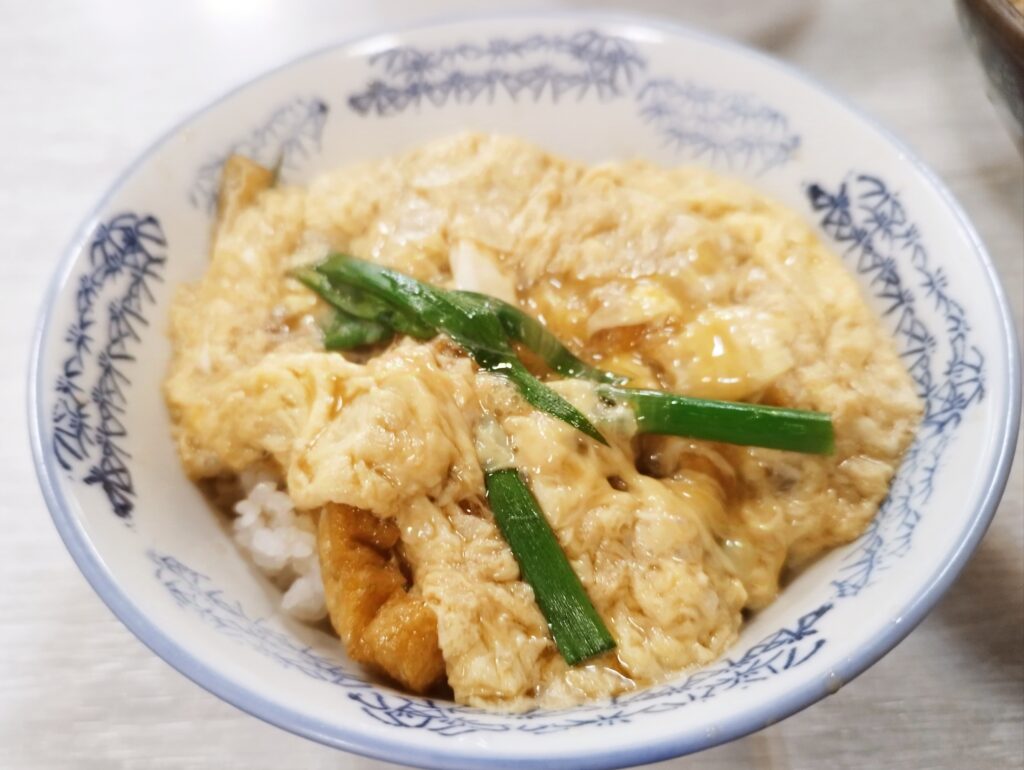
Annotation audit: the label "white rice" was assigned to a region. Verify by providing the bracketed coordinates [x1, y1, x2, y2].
[231, 468, 327, 622]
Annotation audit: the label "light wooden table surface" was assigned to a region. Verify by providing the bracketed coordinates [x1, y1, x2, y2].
[2, 1, 1021, 768]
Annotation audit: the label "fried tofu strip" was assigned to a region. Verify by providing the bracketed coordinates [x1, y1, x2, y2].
[214, 154, 275, 247]
[317, 503, 446, 693]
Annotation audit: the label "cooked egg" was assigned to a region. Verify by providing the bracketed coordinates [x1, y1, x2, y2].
[164, 133, 921, 710]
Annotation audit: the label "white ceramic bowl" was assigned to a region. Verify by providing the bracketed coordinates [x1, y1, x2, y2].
[28, 13, 1020, 770]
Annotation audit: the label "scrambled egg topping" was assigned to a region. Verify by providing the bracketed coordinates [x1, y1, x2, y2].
[164, 134, 921, 709]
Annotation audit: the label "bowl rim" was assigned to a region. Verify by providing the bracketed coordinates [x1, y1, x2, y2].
[27, 10, 1022, 770]
[963, 0, 1024, 43]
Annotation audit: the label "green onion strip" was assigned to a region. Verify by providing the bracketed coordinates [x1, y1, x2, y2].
[292, 251, 839, 667]
[484, 467, 615, 665]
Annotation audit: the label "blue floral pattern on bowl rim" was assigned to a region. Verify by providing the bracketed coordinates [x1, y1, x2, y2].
[150, 548, 835, 734]
[51, 213, 167, 519]
[345, 30, 801, 173]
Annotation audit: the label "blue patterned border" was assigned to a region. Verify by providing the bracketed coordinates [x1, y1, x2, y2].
[346, 30, 798, 173]
[636, 79, 799, 173]
[150, 551, 372, 688]
[358, 602, 831, 735]
[150, 545, 831, 734]
[52, 213, 167, 518]
[188, 96, 329, 213]
[348, 31, 645, 113]
[807, 174, 986, 596]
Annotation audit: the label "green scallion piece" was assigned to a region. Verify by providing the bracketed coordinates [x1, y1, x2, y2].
[293, 266, 435, 340]
[478, 350, 609, 445]
[322, 310, 393, 350]
[484, 468, 616, 665]
[304, 254, 834, 454]
[601, 386, 835, 454]
[452, 291, 626, 384]
[316, 254, 608, 445]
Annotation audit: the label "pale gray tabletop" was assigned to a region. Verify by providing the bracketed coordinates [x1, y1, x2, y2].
[2, 1, 1021, 768]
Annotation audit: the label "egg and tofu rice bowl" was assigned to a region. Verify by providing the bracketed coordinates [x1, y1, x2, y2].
[164, 133, 920, 711]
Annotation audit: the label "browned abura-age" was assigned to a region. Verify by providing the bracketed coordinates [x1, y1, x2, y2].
[317, 503, 446, 693]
